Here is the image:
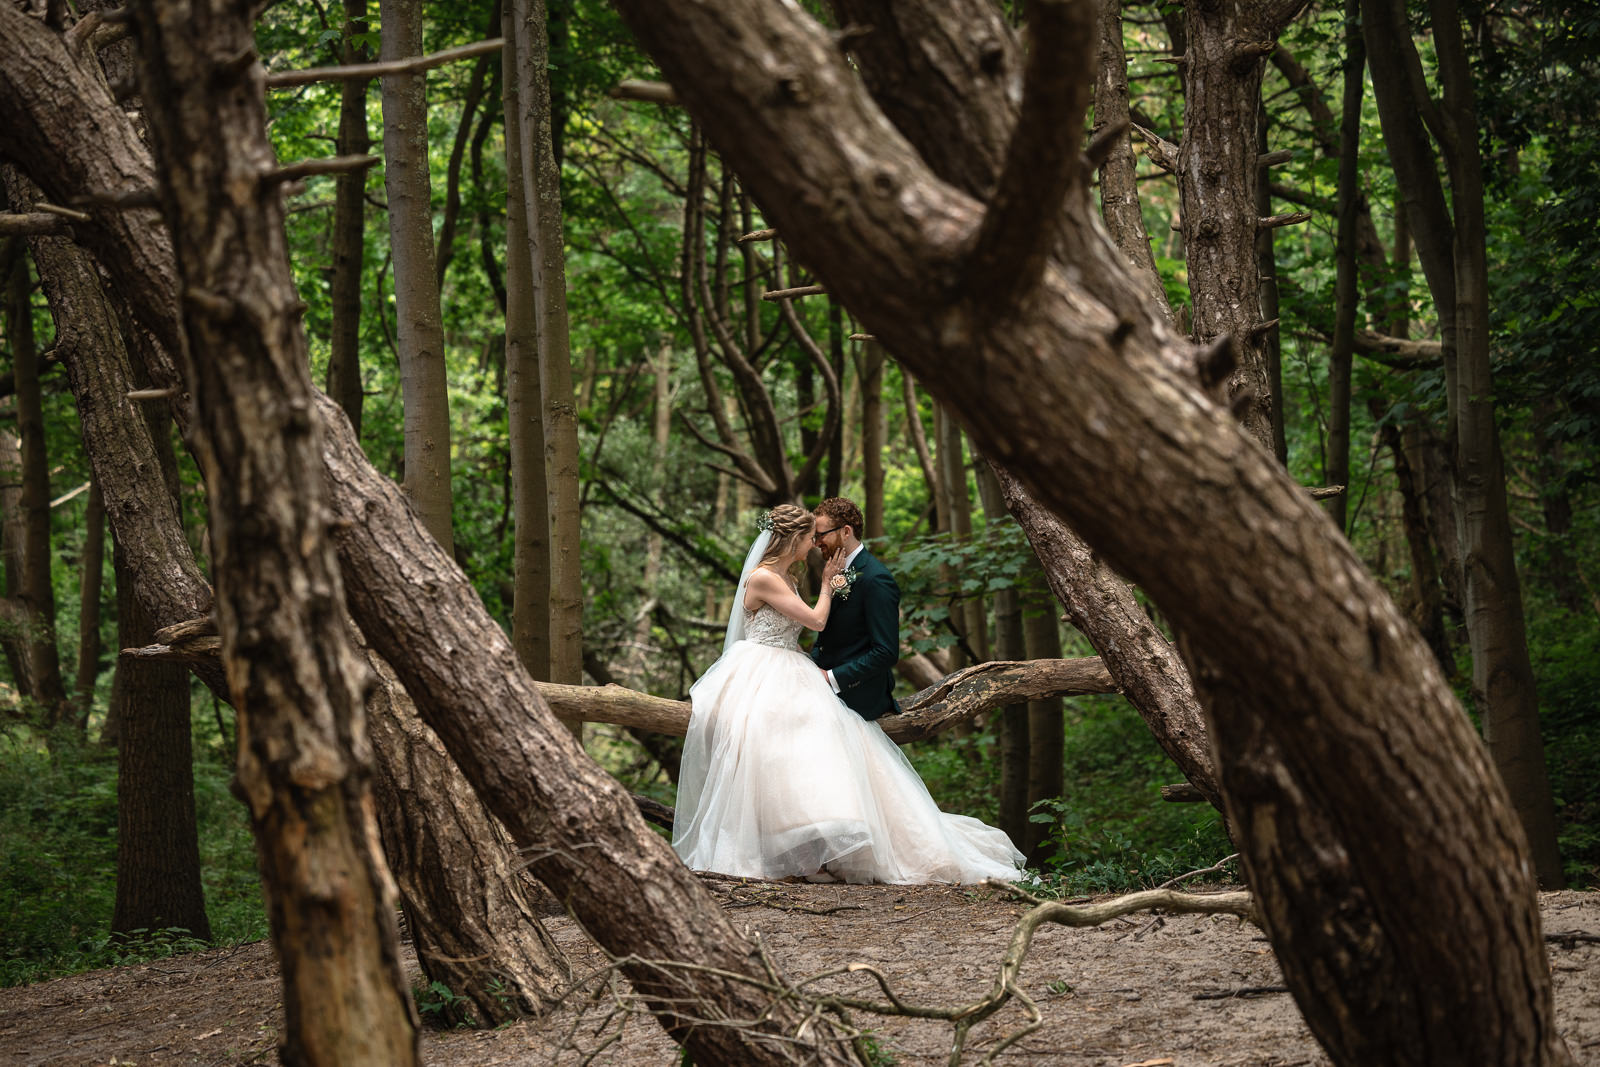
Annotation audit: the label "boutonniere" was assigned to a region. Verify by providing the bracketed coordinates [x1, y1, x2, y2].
[829, 569, 861, 600]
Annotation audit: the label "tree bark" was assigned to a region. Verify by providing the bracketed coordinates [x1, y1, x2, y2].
[1021, 576, 1064, 863]
[1094, 0, 1169, 317]
[1427, 0, 1563, 888]
[381, 0, 455, 554]
[359, 631, 569, 1025]
[1323, 0, 1364, 534]
[111, 525, 210, 942]
[502, 15, 553, 686]
[1179, 0, 1309, 446]
[0, 25, 855, 1060]
[131, 0, 422, 1058]
[508, 0, 584, 702]
[2, 240, 68, 722]
[1255, 101, 1288, 466]
[325, 0, 372, 438]
[937, 407, 988, 663]
[609, 1, 1571, 1061]
[1363, 0, 1564, 887]
[74, 480, 105, 728]
[976, 459, 1027, 844]
[860, 339, 886, 538]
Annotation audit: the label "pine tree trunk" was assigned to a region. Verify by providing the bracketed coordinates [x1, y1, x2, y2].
[324, 0, 371, 438]
[380, 0, 454, 555]
[1365, 0, 1564, 887]
[1179, 1, 1309, 447]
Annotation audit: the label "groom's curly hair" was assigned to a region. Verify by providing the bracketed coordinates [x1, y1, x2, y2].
[815, 497, 864, 539]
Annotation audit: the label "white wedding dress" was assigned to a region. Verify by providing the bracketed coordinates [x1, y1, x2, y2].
[672, 598, 1026, 884]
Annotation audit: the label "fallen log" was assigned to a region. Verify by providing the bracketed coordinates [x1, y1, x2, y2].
[125, 637, 1117, 745]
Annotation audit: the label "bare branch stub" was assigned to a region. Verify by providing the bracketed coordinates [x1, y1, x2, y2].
[264, 38, 504, 89]
[760, 283, 826, 302]
[262, 154, 379, 186]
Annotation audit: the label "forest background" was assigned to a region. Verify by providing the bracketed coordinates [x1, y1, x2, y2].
[1, 0, 1597, 996]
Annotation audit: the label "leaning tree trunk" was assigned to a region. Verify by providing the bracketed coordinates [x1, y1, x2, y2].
[609, 0, 1572, 1063]
[359, 633, 569, 1025]
[381, 0, 454, 554]
[833, 0, 1220, 808]
[860, 339, 886, 538]
[7, 24, 572, 1026]
[0, 11, 853, 1060]
[324, 0, 372, 437]
[130, 0, 421, 1059]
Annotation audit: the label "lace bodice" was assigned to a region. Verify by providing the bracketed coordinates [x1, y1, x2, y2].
[742, 602, 804, 650]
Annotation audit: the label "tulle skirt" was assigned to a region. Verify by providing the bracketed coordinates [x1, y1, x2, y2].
[672, 640, 1026, 884]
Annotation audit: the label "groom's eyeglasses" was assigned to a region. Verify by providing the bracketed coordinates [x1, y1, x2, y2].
[814, 525, 843, 538]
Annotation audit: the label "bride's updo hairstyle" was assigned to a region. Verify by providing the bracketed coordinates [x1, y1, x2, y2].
[758, 504, 814, 572]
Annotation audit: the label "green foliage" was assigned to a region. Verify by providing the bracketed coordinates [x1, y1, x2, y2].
[0, 704, 267, 988]
[886, 518, 1042, 656]
[414, 978, 475, 1028]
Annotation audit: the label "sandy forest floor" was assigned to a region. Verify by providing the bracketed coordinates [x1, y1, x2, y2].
[2, 882, 1597, 1067]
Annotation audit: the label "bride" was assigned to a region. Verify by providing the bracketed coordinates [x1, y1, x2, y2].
[672, 504, 1026, 884]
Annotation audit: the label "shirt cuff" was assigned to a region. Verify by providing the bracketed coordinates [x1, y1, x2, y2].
[825, 669, 841, 693]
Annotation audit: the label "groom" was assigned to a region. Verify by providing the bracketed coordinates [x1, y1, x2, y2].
[810, 497, 900, 721]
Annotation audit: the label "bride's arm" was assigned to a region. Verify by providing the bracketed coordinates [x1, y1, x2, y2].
[744, 568, 833, 631]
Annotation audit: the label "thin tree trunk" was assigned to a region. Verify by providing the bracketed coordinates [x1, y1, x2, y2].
[74, 480, 105, 729]
[939, 410, 988, 663]
[860, 339, 885, 538]
[509, 0, 583, 694]
[977, 459, 1026, 844]
[1324, 0, 1364, 534]
[903, 370, 938, 523]
[435, 1, 497, 292]
[1022, 575, 1064, 862]
[1095, 0, 1169, 317]
[132, 1, 422, 1057]
[1364, 0, 1564, 887]
[826, 300, 845, 499]
[1382, 417, 1452, 673]
[3, 242, 67, 721]
[1428, 0, 1562, 888]
[381, 0, 454, 554]
[1255, 100, 1288, 466]
[324, 0, 371, 437]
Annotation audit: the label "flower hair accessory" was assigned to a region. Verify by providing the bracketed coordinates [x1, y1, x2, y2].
[755, 510, 775, 532]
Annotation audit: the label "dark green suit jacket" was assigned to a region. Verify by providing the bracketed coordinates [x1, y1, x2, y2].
[810, 548, 900, 721]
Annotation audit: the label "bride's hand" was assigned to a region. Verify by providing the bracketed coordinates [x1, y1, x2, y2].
[821, 547, 847, 584]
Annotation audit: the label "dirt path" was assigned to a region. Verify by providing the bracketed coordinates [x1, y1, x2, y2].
[2, 885, 1596, 1066]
